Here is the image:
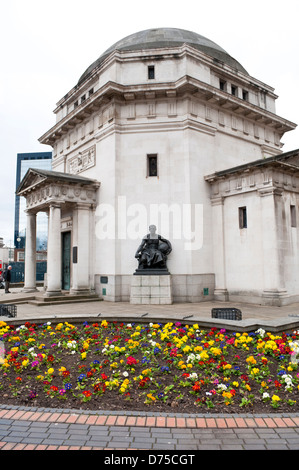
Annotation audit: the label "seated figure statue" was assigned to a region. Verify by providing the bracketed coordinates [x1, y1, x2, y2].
[135, 225, 172, 272]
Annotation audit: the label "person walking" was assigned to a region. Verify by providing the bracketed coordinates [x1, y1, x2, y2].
[3, 265, 12, 293]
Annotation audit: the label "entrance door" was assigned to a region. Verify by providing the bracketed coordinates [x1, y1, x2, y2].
[62, 231, 71, 290]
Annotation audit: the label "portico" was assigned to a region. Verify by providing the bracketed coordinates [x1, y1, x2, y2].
[16, 168, 100, 296]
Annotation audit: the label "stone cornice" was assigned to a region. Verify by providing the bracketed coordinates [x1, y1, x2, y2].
[39, 74, 296, 147]
[206, 163, 299, 199]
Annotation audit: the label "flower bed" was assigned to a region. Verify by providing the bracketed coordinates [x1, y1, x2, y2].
[1, 319, 299, 414]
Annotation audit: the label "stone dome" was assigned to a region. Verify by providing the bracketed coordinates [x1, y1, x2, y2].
[78, 28, 248, 84]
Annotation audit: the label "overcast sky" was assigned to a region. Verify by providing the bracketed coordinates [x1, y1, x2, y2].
[1, 0, 298, 245]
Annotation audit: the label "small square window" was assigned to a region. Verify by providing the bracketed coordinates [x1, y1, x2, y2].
[291, 205, 297, 227]
[148, 65, 155, 80]
[74, 101, 78, 108]
[89, 88, 94, 96]
[81, 94, 86, 103]
[147, 154, 158, 177]
[239, 206, 247, 229]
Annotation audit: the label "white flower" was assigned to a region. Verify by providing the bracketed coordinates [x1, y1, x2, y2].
[123, 371, 129, 377]
[256, 328, 265, 338]
[217, 383, 227, 391]
[263, 392, 270, 399]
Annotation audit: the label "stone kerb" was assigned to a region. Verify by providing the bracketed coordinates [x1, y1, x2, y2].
[130, 274, 173, 304]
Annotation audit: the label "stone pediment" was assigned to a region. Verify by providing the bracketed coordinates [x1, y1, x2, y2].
[17, 168, 100, 212]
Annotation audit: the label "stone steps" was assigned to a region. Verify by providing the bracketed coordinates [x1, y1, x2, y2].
[1, 293, 102, 307]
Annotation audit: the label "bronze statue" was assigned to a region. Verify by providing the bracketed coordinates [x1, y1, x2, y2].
[134, 225, 172, 273]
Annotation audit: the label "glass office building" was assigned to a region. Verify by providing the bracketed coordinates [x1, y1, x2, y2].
[14, 152, 52, 251]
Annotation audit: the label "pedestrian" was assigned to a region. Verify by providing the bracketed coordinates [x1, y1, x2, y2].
[3, 265, 12, 293]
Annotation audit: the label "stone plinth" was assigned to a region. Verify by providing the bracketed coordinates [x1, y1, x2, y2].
[130, 275, 172, 304]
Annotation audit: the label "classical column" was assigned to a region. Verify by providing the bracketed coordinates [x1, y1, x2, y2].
[23, 211, 37, 292]
[71, 203, 91, 294]
[211, 196, 229, 301]
[46, 203, 62, 296]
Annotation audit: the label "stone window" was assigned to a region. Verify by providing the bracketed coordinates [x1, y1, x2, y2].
[242, 90, 248, 101]
[147, 154, 158, 177]
[219, 79, 226, 91]
[291, 205, 297, 227]
[239, 206, 247, 229]
[148, 65, 155, 80]
[231, 85, 237, 96]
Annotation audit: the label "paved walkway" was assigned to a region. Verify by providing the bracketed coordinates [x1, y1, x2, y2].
[0, 406, 299, 450]
[1, 288, 299, 450]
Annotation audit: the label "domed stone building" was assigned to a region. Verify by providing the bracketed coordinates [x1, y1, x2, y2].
[17, 28, 299, 306]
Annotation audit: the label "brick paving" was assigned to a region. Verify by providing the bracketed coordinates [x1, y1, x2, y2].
[0, 405, 298, 450]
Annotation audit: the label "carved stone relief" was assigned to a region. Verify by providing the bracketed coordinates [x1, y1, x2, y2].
[68, 145, 96, 174]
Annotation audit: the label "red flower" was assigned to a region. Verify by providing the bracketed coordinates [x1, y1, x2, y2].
[192, 381, 201, 392]
[94, 383, 106, 393]
[126, 356, 137, 365]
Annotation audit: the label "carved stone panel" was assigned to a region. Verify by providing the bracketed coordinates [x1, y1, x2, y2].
[68, 145, 96, 174]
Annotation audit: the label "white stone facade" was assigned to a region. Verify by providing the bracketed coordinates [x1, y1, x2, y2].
[17, 28, 298, 305]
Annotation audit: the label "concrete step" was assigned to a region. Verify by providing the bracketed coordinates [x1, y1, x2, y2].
[28, 297, 102, 306]
[1, 293, 102, 307]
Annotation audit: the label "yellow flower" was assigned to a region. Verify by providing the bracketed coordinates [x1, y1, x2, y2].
[272, 395, 280, 402]
[22, 359, 29, 367]
[246, 356, 256, 365]
[146, 393, 156, 401]
[47, 368, 54, 375]
[210, 347, 222, 356]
